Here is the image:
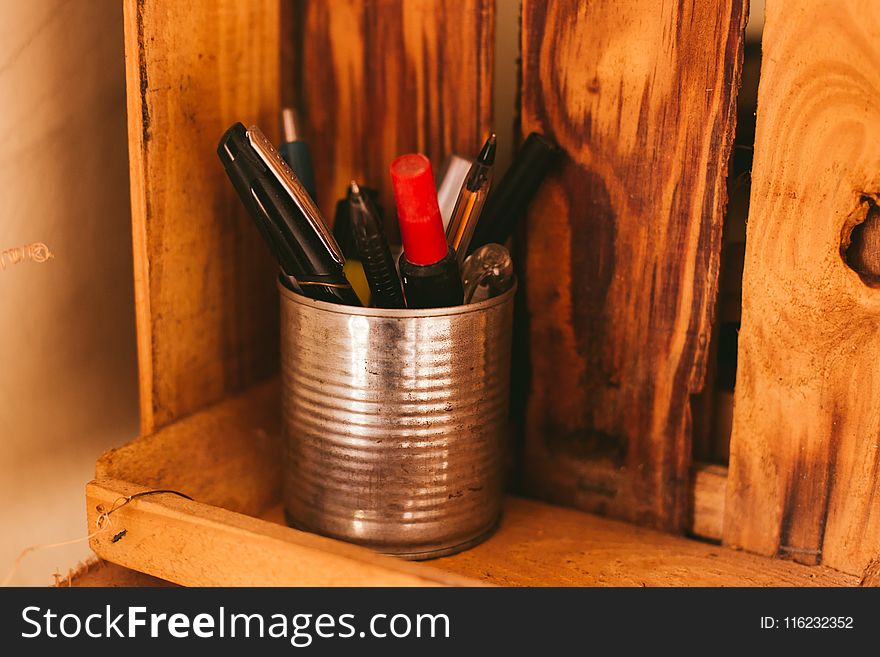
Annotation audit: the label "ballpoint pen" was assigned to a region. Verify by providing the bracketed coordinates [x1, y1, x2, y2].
[279, 108, 318, 203]
[217, 122, 361, 306]
[348, 180, 405, 309]
[446, 134, 496, 264]
[467, 131, 560, 255]
[333, 193, 371, 306]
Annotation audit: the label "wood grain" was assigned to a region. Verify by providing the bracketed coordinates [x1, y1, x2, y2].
[432, 497, 854, 587]
[87, 479, 479, 587]
[520, 0, 747, 531]
[724, 0, 880, 575]
[87, 478, 855, 587]
[96, 379, 281, 517]
[260, 496, 849, 586]
[291, 0, 494, 227]
[860, 559, 880, 587]
[688, 463, 726, 541]
[90, 382, 858, 586]
[124, 0, 281, 434]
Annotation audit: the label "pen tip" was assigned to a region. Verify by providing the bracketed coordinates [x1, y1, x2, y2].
[478, 133, 497, 165]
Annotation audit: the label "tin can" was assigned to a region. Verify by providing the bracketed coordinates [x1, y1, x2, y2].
[279, 282, 515, 559]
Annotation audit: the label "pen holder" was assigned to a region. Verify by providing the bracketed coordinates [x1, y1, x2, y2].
[279, 281, 515, 559]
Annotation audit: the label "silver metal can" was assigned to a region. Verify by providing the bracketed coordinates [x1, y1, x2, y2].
[279, 282, 515, 559]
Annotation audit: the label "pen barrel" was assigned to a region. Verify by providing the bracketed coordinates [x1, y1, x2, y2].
[354, 229, 405, 309]
[399, 249, 464, 309]
[446, 184, 490, 264]
[280, 141, 318, 202]
[446, 165, 492, 263]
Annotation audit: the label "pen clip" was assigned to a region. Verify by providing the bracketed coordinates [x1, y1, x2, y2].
[246, 125, 344, 266]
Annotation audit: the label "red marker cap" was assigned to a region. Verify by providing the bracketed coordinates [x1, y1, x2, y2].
[390, 154, 448, 266]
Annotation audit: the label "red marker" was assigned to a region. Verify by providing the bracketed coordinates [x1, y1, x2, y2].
[391, 153, 464, 308]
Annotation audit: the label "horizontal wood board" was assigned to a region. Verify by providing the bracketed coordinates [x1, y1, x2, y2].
[89, 383, 857, 586]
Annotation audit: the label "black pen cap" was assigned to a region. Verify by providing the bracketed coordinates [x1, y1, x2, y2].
[467, 132, 560, 254]
[333, 197, 358, 258]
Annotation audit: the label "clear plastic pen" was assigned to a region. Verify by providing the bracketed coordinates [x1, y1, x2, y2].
[461, 243, 514, 304]
[446, 134, 496, 265]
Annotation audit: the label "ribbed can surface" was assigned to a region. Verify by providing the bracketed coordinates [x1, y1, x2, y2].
[279, 283, 514, 559]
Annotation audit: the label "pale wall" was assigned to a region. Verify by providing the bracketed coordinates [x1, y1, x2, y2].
[0, 0, 139, 586]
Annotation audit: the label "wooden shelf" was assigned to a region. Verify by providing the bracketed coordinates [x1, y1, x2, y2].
[87, 381, 858, 587]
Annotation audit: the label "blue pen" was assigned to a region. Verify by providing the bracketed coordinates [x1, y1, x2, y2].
[280, 108, 318, 203]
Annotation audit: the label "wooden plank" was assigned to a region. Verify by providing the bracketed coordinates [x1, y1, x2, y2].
[724, 0, 880, 575]
[861, 559, 880, 587]
[688, 463, 727, 541]
[124, 0, 281, 434]
[520, 0, 748, 531]
[291, 0, 495, 225]
[87, 479, 479, 587]
[89, 479, 855, 587]
[90, 384, 859, 586]
[432, 497, 854, 587]
[96, 379, 281, 517]
[99, 378, 729, 532]
[261, 499, 852, 587]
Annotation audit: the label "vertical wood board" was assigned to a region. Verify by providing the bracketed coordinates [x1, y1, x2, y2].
[124, 0, 281, 433]
[521, 0, 747, 531]
[291, 0, 495, 228]
[725, 0, 880, 576]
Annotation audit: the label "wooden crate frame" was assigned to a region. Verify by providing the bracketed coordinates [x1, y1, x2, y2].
[87, 380, 855, 586]
[89, 0, 880, 585]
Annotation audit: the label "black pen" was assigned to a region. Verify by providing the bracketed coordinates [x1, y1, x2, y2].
[348, 180, 405, 309]
[467, 132, 560, 255]
[217, 122, 361, 306]
[332, 192, 372, 306]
